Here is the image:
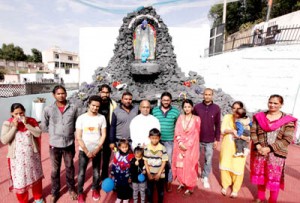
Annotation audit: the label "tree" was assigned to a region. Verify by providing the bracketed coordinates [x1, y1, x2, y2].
[27, 48, 42, 62]
[0, 43, 27, 61]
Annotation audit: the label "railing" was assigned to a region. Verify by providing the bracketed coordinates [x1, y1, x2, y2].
[223, 25, 300, 52]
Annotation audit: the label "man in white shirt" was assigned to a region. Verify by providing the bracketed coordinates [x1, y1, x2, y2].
[76, 95, 107, 203]
[130, 100, 160, 150]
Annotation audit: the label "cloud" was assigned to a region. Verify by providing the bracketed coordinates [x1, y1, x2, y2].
[0, 4, 14, 11]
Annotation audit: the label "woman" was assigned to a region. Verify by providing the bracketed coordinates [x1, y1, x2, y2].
[1, 103, 44, 203]
[219, 101, 249, 198]
[172, 99, 201, 196]
[250, 95, 297, 203]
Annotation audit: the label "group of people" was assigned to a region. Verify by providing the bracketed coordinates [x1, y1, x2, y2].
[0, 84, 297, 203]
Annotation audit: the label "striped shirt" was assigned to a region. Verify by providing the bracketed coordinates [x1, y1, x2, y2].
[152, 106, 180, 141]
[144, 143, 168, 178]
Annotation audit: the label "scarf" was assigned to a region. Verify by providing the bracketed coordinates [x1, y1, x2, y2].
[8, 117, 39, 132]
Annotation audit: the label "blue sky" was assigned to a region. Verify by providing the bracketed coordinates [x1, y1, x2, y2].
[0, 0, 224, 54]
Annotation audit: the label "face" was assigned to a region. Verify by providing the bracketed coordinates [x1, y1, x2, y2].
[119, 143, 129, 153]
[88, 100, 100, 114]
[140, 101, 151, 116]
[183, 103, 193, 115]
[11, 107, 25, 119]
[53, 88, 67, 102]
[99, 87, 110, 101]
[135, 151, 143, 159]
[203, 89, 213, 104]
[268, 97, 282, 113]
[161, 96, 171, 109]
[149, 135, 160, 146]
[121, 95, 133, 108]
[232, 103, 241, 114]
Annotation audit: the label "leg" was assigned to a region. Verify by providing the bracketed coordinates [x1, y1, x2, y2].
[101, 138, 111, 180]
[220, 170, 232, 190]
[147, 180, 155, 203]
[16, 191, 29, 203]
[156, 178, 165, 203]
[32, 180, 43, 201]
[132, 183, 139, 203]
[162, 141, 174, 183]
[257, 185, 266, 201]
[140, 182, 147, 203]
[50, 146, 62, 196]
[62, 144, 76, 192]
[232, 173, 244, 193]
[77, 151, 89, 194]
[269, 189, 280, 203]
[202, 142, 214, 178]
[92, 151, 101, 190]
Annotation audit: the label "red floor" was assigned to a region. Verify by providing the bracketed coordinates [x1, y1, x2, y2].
[1, 133, 300, 203]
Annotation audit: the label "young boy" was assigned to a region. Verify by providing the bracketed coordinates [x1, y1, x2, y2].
[234, 108, 251, 157]
[143, 128, 168, 203]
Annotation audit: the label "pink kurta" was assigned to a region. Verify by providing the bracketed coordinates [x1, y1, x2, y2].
[172, 115, 200, 188]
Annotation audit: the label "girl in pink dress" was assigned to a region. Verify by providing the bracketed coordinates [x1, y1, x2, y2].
[172, 99, 201, 196]
[1, 103, 44, 203]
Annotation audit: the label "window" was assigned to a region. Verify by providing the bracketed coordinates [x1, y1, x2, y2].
[68, 56, 73, 61]
[54, 54, 59, 59]
[55, 62, 59, 68]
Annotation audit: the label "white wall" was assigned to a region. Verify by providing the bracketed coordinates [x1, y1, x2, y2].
[79, 26, 210, 84]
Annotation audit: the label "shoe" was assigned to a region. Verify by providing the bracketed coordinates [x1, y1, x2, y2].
[177, 185, 185, 193]
[77, 193, 85, 203]
[234, 152, 243, 157]
[202, 177, 210, 189]
[69, 190, 78, 200]
[49, 195, 58, 203]
[166, 182, 172, 192]
[92, 189, 100, 201]
[230, 192, 238, 198]
[221, 188, 227, 196]
[183, 189, 193, 197]
[243, 148, 250, 156]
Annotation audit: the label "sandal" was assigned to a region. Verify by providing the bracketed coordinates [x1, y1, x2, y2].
[183, 189, 193, 197]
[49, 195, 58, 203]
[221, 188, 227, 196]
[230, 192, 238, 198]
[177, 185, 185, 193]
[69, 190, 78, 201]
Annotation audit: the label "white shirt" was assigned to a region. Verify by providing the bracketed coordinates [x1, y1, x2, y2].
[76, 113, 107, 151]
[130, 114, 160, 149]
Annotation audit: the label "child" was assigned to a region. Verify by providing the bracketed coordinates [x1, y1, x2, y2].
[234, 108, 252, 157]
[130, 146, 146, 203]
[111, 139, 134, 203]
[144, 128, 168, 203]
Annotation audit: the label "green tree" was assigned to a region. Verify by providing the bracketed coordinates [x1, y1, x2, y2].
[271, 0, 300, 18]
[26, 48, 42, 62]
[0, 43, 27, 61]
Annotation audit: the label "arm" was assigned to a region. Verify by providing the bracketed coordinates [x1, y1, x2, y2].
[40, 107, 49, 132]
[24, 118, 42, 137]
[154, 161, 167, 181]
[214, 108, 221, 142]
[144, 158, 154, 180]
[76, 128, 93, 158]
[109, 112, 117, 148]
[221, 114, 237, 136]
[92, 127, 106, 156]
[1, 121, 17, 144]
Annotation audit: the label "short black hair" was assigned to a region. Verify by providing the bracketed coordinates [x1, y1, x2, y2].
[88, 95, 102, 105]
[122, 91, 133, 98]
[11, 103, 26, 113]
[52, 85, 66, 94]
[118, 138, 130, 147]
[236, 108, 247, 118]
[99, 84, 111, 93]
[149, 128, 161, 137]
[134, 146, 144, 155]
[160, 92, 172, 100]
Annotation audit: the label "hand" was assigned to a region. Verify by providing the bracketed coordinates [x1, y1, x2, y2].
[12, 117, 18, 127]
[147, 173, 154, 181]
[154, 173, 161, 181]
[240, 135, 250, 142]
[128, 178, 132, 183]
[20, 116, 27, 124]
[86, 151, 94, 158]
[91, 149, 99, 157]
[259, 147, 271, 156]
[213, 141, 218, 149]
[109, 143, 115, 151]
[179, 143, 187, 151]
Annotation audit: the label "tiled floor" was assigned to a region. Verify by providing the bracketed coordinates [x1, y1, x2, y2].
[1, 133, 299, 203]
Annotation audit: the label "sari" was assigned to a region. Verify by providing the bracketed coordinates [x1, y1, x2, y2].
[250, 112, 297, 191]
[172, 115, 200, 188]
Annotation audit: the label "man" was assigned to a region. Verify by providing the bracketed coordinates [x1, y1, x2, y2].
[98, 84, 117, 180]
[194, 88, 221, 189]
[76, 95, 107, 203]
[41, 85, 78, 203]
[152, 92, 180, 192]
[109, 91, 138, 149]
[130, 100, 160, 149]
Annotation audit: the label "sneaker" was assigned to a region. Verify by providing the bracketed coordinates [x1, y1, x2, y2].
[92, 189, 100, 201]
[77, 193, 85, 203]
[202, 177, 210, 189]
[243, 148, 250, 157]
[234, 152, 243, 157]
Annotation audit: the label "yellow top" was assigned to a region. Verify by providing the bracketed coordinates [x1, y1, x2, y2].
[219, 114, 247, 175]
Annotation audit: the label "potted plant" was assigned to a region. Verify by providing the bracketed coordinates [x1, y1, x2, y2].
[31, 97, 46, 122]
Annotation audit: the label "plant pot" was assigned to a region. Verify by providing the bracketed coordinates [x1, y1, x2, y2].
[31, 102, 45, 122]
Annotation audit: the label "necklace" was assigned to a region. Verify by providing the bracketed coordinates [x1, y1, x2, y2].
[183, 114, 193, 131]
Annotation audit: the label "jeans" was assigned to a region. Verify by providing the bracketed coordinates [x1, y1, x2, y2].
[49, 144, 76, 196]
[147, 178, 164, 203]
[78, 150, 101, 194]
[200, 142, 214, 178]
[101, 137, 111, 180]
[161, 141, 173, 182]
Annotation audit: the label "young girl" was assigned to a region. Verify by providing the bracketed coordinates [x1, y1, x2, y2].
[111, 139, 134, 203]
[130, 146, 146, 203]
[1, 103, 44, 203]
